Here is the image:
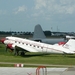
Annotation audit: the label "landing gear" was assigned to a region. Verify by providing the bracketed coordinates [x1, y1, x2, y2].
[20, 51, 25, 56]
[14, 47, 25, 56]
[14, 50, 25, 56]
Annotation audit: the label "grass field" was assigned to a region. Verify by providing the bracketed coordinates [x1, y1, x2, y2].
[0, 43, 75, 67]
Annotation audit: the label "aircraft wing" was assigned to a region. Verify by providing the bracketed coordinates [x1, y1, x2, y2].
[16, 44, 38, 52]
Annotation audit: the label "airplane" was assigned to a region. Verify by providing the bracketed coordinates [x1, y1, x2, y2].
[30, 24, 66, 44]
[0, 36, 75, 56]
[66, 35, 75, 39]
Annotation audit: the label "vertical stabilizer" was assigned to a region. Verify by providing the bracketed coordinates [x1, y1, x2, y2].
[33, 24, 46, 39]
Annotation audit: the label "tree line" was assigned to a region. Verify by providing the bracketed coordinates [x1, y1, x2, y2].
[0, 31, 52, 36]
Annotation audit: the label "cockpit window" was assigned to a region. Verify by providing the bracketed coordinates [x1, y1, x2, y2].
[5, 38, 9, 40]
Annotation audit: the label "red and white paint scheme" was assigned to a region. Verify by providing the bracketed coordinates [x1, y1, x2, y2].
[0, 36, 75, 55]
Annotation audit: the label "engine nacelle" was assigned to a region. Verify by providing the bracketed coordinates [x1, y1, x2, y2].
[7, 44, 15, 50]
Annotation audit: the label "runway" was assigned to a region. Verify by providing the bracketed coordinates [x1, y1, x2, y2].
[0, 67, 75, 75]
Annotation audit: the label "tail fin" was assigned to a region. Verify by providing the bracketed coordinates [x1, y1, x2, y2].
[64, 39, 75, 52]
[33, 24, 46, 39]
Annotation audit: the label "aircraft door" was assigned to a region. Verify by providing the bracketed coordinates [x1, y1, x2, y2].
[42, 44, 47, 53]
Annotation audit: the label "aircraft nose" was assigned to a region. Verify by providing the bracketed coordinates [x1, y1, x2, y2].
[0, 38, 6, 43]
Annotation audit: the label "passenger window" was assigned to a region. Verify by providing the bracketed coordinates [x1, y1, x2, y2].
[37, 46, 39, 48]
[15, 41, 17, 43]
[22, 43, 24, 44]
[41, 47, 43, 49]
[26, 44, 28, 45]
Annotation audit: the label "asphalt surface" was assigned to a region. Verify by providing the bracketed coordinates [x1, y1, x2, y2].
[0, 67, 75, 75]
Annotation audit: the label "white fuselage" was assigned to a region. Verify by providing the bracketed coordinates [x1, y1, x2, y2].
[4, 36, 75, 54]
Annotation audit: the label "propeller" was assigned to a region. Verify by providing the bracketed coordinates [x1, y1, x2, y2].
[0, 38, 6, 44]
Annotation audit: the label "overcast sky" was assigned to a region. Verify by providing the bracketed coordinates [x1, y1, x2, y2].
[0, 0, 75, 32]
